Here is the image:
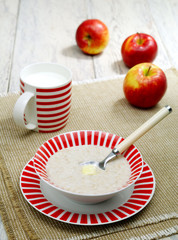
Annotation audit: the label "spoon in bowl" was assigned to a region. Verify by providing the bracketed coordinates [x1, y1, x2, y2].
[81, 105, 172, 171]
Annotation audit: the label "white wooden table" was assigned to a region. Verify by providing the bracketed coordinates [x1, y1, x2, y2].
[0, 0, 177, 239]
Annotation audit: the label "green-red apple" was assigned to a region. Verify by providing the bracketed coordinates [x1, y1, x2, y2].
[75, 19, 109, 55]
[123, 63, 167, 108]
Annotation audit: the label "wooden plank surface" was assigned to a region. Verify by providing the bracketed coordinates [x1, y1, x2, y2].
[0, 0, 177, 239]
[0, 0, 19, 93]
[89, 0, 172, 77]
[8, 0, 95, 92]
[0, 0, 177, 94]
[148, 0, 178, 69]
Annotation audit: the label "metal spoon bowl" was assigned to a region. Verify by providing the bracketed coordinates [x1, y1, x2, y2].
[81, 105, 172, 170]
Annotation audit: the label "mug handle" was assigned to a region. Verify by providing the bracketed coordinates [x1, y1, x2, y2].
[13, 92, 37, 130]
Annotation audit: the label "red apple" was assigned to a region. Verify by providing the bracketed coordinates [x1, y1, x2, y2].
[121, 33, 158, 68]
[123, 63, 167, 108]
[75, 19, 109, 55]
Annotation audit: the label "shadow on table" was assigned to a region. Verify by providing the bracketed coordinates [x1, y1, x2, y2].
[111, 59, 129, 75]
[61, 45, 93, 60]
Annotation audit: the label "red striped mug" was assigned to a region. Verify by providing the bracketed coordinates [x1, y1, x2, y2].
[13, 63, 72, 133]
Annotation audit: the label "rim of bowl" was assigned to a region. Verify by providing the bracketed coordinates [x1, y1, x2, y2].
[33, 130, 144, 197]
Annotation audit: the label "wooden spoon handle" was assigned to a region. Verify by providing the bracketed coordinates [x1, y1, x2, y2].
[117, 106, 172, 153]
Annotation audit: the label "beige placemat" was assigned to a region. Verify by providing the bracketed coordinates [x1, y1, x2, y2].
[0, 69, 177, 240]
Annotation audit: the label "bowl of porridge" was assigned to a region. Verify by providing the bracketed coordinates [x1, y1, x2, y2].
[33, 130, 143, 204]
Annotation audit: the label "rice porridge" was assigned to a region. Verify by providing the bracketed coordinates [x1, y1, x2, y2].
[46, 145, 131, 195]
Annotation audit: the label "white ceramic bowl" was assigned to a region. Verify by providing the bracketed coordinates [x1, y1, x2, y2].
[33, 130, 143, 204]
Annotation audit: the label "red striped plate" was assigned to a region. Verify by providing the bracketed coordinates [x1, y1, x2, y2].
[20, 160, 155, 225]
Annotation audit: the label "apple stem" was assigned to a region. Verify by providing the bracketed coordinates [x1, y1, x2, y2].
[146, 66, 152, 76]
[137, 32, 142, 44]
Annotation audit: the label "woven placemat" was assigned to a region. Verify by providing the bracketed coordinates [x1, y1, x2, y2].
[0, 69, 177, 240]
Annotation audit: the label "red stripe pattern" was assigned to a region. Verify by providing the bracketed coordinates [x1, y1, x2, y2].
[33, 130, 143, 192]
[20, 80, 72, 133]
[20, 160, 155, 225]
[20, 81, 27, 123]
[20, 80, 25, 94]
